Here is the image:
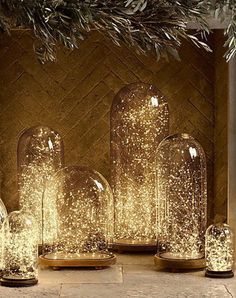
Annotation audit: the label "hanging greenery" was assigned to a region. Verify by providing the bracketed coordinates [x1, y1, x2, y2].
[212, 0, 236, 61]
[0, 1, 235, 63]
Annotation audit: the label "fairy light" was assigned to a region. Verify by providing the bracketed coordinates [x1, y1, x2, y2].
[205, 223, 234, 277]
[17, 126, 64, 244]
[42, 166, 115, 263]
[156, 133, 207, 260]
[1, 210, 38, 286]
[110, 83, 169, 247]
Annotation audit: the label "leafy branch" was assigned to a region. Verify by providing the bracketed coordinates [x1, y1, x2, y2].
[0, 1, 235, 63]
[211, 0, 236, 61]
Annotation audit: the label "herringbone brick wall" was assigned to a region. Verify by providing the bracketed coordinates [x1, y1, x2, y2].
[0, 30, 226, 222]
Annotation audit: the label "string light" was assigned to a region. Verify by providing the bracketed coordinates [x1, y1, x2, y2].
[111, 82, 169, 249]
[17, 126, 64, 244]
[155, 133, 207, 267]
[1, 210, 38, 287]
[205, 223, 234, 278]
[40, 166, 116, 267]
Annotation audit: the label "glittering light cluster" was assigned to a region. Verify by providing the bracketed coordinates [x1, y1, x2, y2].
[43, 166, 114, 260]
[2, 210, 38, 280]
[156, 133, 207, 260]
[0, 199, 7, 270]
[111, 83, 169, 245]
[205, 223, 234, 272]
[18, 126, 64, 243]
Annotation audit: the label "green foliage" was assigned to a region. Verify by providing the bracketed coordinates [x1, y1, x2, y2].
[0, 1, 235, 63]
[212, 0, 236, 61]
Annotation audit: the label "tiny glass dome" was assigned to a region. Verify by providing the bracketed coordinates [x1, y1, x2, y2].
[110, 82, 169, 250]
[1, 210, 38, 287]
[40, 166, 116, 268]
[17, 126, 64, 244]
[155, 133, 207, 269]
[0, 198, 7, 270]
[205, 223, 234, 278]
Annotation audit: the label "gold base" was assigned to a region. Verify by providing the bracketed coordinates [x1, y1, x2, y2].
[112, 239, 157, 252]
[154, 254, 206, 270]
[39, 253, 116, 268]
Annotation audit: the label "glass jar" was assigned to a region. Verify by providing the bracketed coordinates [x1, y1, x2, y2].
[0, 198, 7, 270]
[40, 166, 116, 267]
[17, 125, 64, 244]
[111, 82, 169, 249]
[1, 210, 38, 287]
[205, 223, 234, 278]
[156, 133, 207, 267]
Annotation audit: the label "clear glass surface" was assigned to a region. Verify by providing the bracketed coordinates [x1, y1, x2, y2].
[0, 198, 7, 269]
[156, 133, 207, 260]
[3, 210, 38, 280]
[17, 125, 64, 243]
[42, 166, 114, 260]
[205, 223, 234, 272]
[111, 82, 169, 245]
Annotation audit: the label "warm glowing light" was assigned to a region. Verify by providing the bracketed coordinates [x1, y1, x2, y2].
[156, 133, 207, 260]
[2, 210, 38, 285]
[0, 199, 7, 270]
[151, 96, 159, 107]
[111, 82, 169, 247]
[17, 126, 64, 244]
[205, 223, 234, 276]
[42, 166, 115, 263]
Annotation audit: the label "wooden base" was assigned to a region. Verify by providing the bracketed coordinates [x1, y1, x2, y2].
[112, 239, 157, 252]
[0, 277, 38, 287]
[154, 254, 206, 270]
[39, 252, 116, 268]
[205, 269, 234, 278]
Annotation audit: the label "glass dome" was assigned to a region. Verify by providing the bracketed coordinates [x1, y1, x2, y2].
[40, 166, 116, 267]
[155, 133, 207, 267]
[17, 125, 64, 244]
[110, 82, 169, 249]
[0, 198, 7, 270]
[1, 210, 38, 287]
[205, 223, 234, 278]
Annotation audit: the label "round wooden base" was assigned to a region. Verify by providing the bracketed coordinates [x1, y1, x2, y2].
[154, 254, 206, 270]
[112, 239, 157, 252]
[39, 253, 116, 268]
[205, 269, 234, 278]
[0, 277, 38, 287]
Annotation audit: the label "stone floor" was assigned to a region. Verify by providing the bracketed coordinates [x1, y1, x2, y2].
[0, 254, 235, 298]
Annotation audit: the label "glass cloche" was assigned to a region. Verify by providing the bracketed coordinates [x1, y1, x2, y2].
[110, 82, 169, 250]
[17, 125, 64, 244]
[155, 133, 207, 269]
[205, 223, 234, 278]
[40, 166, 116, 268]
[1, 210, 38, 287]
[0, 198, 7, 271]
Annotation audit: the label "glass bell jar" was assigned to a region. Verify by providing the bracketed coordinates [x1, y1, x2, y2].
[0, 210, 38, 287]
[154, 133, 207, 269]
[110, 82, 169, 250]
[40, 166, 116, 268]
[205, 223, 234, 278]
[17, 125, 64, 244]
[0, 198, 7, 271]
